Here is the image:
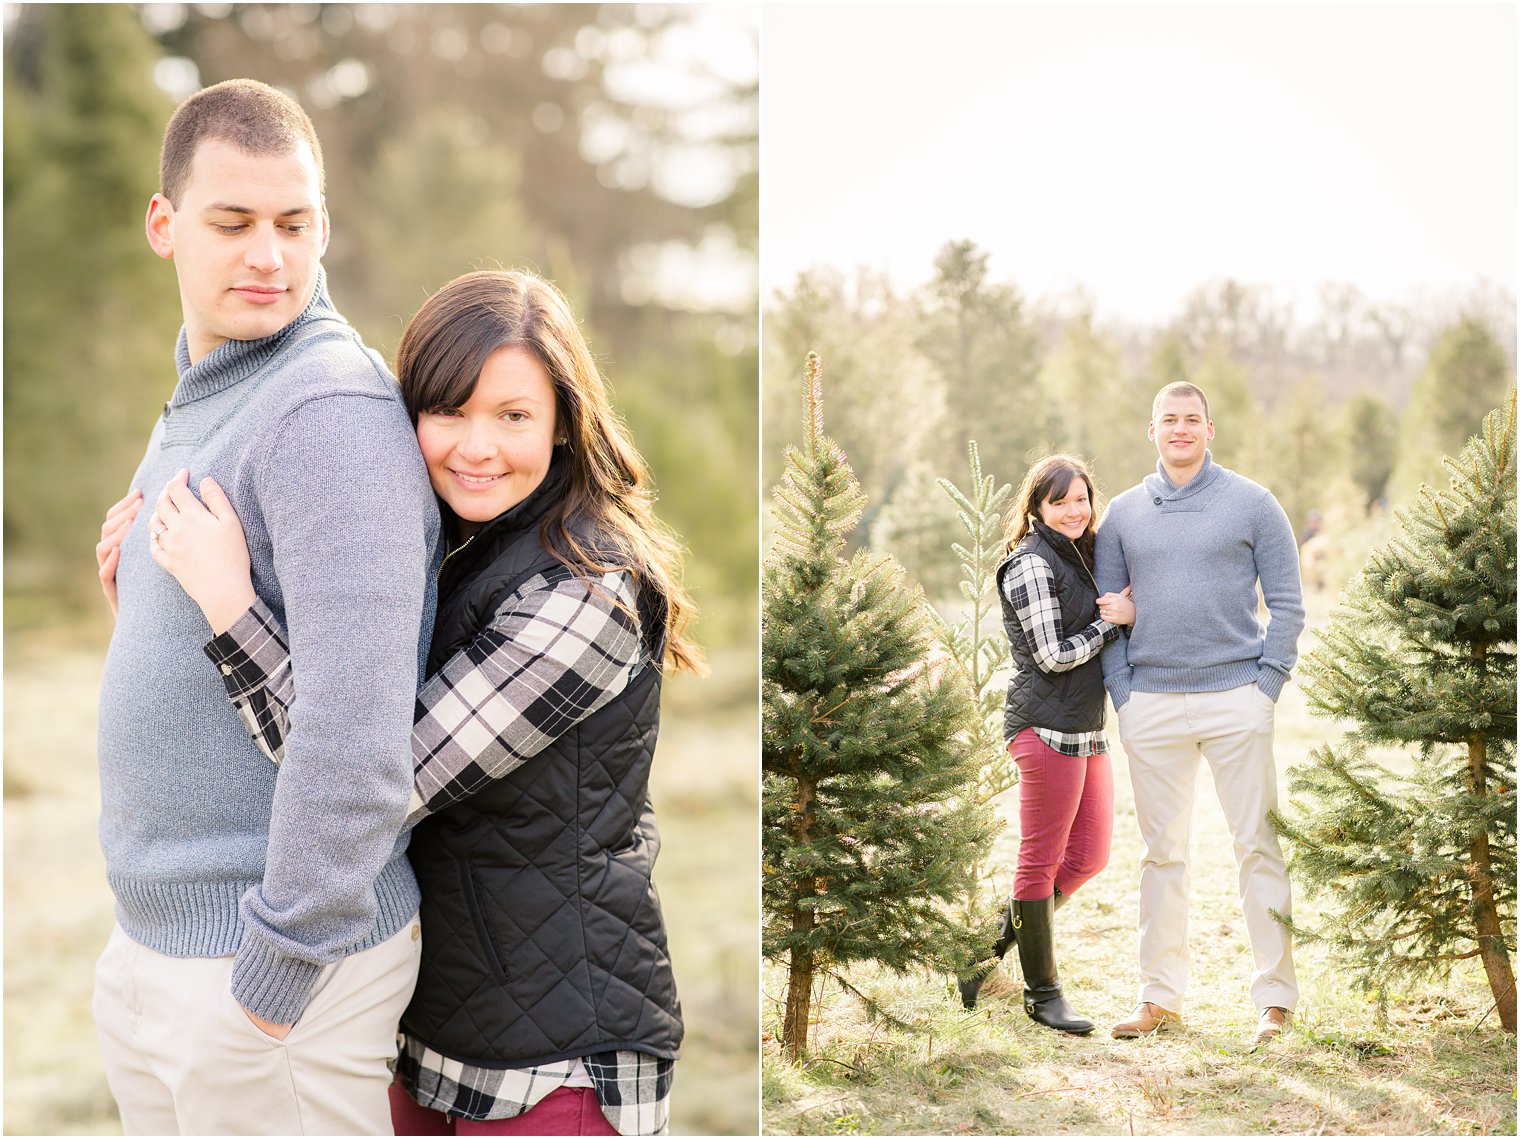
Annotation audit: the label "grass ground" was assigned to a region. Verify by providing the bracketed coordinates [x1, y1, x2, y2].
[2, 626, 760, 1137]
[761, 594, 1517, 1136]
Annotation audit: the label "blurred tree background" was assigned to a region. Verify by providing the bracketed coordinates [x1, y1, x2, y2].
[765, 240, 1517, 604]
[3, 5, 758, 1135]
[5, 1, 758, 652]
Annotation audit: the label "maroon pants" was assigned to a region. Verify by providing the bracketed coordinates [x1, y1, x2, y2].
[390, 1078, 619, 1136]
[1009, 727, 1114, 899]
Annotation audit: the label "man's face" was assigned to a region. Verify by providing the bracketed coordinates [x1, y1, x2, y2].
[146, 138, 329, 363]
[1148, 392, 1214, 469]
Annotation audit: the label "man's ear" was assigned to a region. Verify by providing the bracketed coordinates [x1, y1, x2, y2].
[318, 197, 331, 258]
[1147, 420, 1157, 441]
[146, 193, 175, 260]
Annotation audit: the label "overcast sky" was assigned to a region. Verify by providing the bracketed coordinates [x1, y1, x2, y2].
[761, 3, 1517, 324]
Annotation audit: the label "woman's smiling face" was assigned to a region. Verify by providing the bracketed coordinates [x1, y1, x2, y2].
[1038, 474, 1092, 542]
[415, 345, 558, 537]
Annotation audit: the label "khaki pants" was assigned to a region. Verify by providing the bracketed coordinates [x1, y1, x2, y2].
[1117, 684, 1298, 1014]
[93, 916, 421, 1135]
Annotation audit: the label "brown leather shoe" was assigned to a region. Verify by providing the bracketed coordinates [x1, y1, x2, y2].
[1111, 1001, 1181, 1038]
[1255, 1006, 1290, 1043]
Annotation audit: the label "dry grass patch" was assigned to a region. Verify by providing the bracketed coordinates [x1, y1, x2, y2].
[763, 957, 1513, 1135]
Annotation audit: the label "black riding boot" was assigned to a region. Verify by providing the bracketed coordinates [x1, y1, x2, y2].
[1012, 895, 1093, 1035]
[957, 889, 1067, 1009]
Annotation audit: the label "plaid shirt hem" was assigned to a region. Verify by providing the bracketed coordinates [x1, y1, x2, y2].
[396, 1037, 673, 1135]
[1002, 550, 1117, 757]
[204, 567, 643, 824]
[1031, 725, 1110, 757]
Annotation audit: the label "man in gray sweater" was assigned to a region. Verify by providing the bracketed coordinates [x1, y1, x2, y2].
[1096, 382, 1304, 1045]
[92, 80, 439, 1133]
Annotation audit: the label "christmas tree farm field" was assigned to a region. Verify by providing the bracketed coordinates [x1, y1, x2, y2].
[761, 602, 1516, 1136]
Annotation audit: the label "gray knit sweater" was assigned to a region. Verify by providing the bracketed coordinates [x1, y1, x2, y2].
[97, 272, 441, 1024]
[1095, 452, 1304, 710]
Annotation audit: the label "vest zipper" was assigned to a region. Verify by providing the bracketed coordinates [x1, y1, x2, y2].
[1069, 536, 1101, 596]
[436, 533, 477, 582]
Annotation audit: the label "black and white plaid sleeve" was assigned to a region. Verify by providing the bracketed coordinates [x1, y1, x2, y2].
[204, 569, 643, 825]
[408, 567, 641, 824]
[1002, 552, 1118, 674]
[205, 599, 295, 765]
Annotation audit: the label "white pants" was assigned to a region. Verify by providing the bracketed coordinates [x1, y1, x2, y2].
[93, 916, 421, 1136]
[1117, 685, 1298, 1014]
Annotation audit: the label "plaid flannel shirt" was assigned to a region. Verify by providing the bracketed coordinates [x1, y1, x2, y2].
[1001, 551, 1118, 757]
[398, 1039, 672, 1133]
[203, 566, 673, 1133]
[204, 566, 643, 825]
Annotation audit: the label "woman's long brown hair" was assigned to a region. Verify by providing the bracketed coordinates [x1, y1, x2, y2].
[1001, 453, 1102, 567]
[395, 270, 704, 674]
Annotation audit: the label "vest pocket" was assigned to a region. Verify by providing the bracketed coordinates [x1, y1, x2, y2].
[461, 863, 511, 987]
[606, 829, 640, 857]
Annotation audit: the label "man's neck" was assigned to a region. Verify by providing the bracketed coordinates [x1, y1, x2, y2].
[186, 331, 225, 366]
[1161, 456, 1206, 487]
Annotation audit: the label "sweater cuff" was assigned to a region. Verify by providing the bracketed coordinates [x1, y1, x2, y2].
[230, 930, 324, 1025]
[1256, 666, 1288, 702]
[1105, 670, 1133, 710]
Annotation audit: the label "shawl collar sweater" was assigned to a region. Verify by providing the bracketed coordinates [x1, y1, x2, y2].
[1095, 452, 1304, 709]
[97, 270, 441, 1023]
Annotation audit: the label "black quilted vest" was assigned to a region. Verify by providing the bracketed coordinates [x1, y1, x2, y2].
[401, 461, 682, 1067]
[997, 520, 1107, 743]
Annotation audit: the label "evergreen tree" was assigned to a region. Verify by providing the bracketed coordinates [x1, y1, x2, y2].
[868, 459, 962, 600]
[344, 107, 533, 361]
[763, 353, 996, 1062]
[1189, 343, 1266, 477]
[1273, 393, 1517, 1033]
[1148, 329, 1191, 389]
[1258, 373, 1342, 538]
[1341, 389, 1399, 508]
[1388, 317, 1515, 503]
[935, 441, 1017, 926]
[915, 240, 1043, 485]
[764, 268, 943, 536]
[3, 5, 179, 609]
[616, 334, 760, 648]
[1034, 312, 1154, 491]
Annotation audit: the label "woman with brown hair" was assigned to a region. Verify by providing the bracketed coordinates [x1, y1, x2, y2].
[957, 454, 1133, 1035]
[114, 269, 701, 1134]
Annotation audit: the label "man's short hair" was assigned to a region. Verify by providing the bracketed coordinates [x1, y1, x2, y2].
[1151, 381, 1210, 422]
[159, 78, 325, 206]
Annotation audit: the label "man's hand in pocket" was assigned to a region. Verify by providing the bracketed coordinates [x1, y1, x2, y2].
[244, 1008, 293, 1040]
